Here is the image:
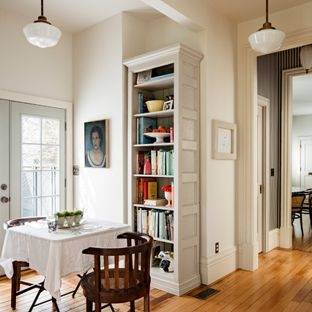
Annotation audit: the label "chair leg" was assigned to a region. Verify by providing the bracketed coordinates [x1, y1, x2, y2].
[143, 294, 150, 312]
[95, 301, 101, 312]
[309, 208, 312, 227]
[86, 298, 93, 312]
[11, 262, 18, 310]
[109, 304, 115, 312]
[16, 264, 22, 291]
[300, 212, 304, 236]
[130, 300, 135, 312]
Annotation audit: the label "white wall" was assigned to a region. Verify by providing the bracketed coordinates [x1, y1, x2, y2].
[73, 14, 125, 222]
[0, 9, 72, 102]
[292, 114, 312, 187]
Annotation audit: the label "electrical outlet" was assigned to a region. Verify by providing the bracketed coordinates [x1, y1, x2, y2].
[215, 242, 219, 254]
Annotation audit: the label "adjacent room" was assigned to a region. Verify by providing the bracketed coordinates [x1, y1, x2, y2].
[1, 0, 312, 311]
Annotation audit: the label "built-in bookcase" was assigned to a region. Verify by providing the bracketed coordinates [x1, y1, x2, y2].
[124, 44, 202, 295]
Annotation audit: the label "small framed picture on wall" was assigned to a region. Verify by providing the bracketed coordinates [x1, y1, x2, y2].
[84, 119, 109, 168]
[212, 119, 237, 160]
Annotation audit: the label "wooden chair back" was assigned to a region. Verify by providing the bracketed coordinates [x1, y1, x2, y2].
[82, 232, 153, 294]
[5, 217, 46, 229]
[292, 193, 305, 209]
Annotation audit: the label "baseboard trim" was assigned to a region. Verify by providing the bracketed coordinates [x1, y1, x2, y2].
[238, 242, 258, 271]
[268, 228, 280, 251]
[200, 246, 237, 285]
[151, 273, 201, 296]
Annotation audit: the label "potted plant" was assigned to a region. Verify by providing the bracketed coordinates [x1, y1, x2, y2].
[73, 210, 84, 226]
[161, 184, 172, 207]
[55, 211, 66, 228]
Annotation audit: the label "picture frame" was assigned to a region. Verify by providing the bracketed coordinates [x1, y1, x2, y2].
[212, 119, 237, 160]
[163, 100, 174, 110]
[84, 119, 109, 168]
[136, 70, 152, 85]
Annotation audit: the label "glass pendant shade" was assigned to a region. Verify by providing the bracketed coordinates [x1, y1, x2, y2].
[248, 28, 285, 54]
[300, 45, 312, 73]
[23, 22, 61, 48]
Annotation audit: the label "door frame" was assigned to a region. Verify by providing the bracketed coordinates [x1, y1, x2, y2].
[258, 96, 270, 253]
[280, 68, 308, 248]
[237, 26, 312, 270]
[0, 90, 73, 212]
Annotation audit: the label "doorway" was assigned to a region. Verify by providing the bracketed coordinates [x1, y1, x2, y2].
[257, 96, 270, 253]
[0, 100, 66, 251]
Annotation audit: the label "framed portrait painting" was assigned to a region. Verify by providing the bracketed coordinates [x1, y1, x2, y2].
[84, 119, 109, 168]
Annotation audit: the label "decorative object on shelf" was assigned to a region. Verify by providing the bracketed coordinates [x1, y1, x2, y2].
[137, 117, 157, 144]
[144, 132, 170, 143]
[163, 95, 174, 110]
[137, 69, 152, 84]
[159, 251, 174, 273]
[161, 184, 172, 206]
[300, 45, 312, 74]
[23, 0, 62, 48]
[84, 119, 109, 168]
[212, 120, 237, 160]
[146, 100, 165, 112]
[248, 0, 285, 54]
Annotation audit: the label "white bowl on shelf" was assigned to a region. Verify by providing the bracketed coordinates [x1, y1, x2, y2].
[144, 132, 170, 143]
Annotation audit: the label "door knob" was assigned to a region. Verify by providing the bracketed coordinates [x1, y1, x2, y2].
[0, 196, 10, 203]
[0, 184, 7, 191]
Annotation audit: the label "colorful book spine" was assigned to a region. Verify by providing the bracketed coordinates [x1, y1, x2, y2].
[151, 150, 157, 175]
[148, 181, 157, 199]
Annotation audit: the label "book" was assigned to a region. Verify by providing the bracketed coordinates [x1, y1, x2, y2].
[138, 92, 146, 113]
[137, 151, 145, 174]
[138, 117, 157, 144]
[147, 181, 157, 199]
[151, 150, 157, 175]
[144, 198, 167, 206]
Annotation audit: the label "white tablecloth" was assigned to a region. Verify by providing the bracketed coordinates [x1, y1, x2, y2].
[0, 219, 130, 299]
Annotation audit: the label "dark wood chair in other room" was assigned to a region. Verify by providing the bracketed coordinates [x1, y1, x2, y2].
[292, 193, 306, 236]
[81, 232, 153, 312]
[302, 189, 312, 227]
[5, 216, 46, 310]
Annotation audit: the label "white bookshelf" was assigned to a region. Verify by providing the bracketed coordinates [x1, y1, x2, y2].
[124, 44, 203, 296]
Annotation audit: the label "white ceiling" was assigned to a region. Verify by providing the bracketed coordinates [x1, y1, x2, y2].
[0, 0, 152, 33]
[293, 74, 312, 116]
[206, 0, 312, 22]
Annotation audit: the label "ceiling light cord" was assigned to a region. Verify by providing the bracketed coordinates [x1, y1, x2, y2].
[266, 0, 269, 23]
[41, 0, 44, 17]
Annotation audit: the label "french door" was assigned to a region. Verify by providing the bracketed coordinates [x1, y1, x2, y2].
[0, 100, 66, 249]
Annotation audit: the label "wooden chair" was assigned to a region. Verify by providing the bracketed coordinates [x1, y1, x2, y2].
[81, 232, 153, 312]
[302, 189, 312, 227]
[291, 193, 306, 236]
[4, 216, 46, 310]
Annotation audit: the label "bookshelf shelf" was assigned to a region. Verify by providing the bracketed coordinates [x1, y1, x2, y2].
[133, 142, 174, 148]
[154, 237, 174, 244]
[133, 174, 174, 178]
[134, 74, 174, 91]
[125, 44, 202, 296]
[134, 109, 174, 118]
[134, 204, 174, 212]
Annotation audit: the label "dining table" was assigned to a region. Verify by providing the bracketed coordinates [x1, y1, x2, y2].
[0, 218, 130, 311]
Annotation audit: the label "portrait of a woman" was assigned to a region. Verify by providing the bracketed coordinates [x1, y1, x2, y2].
[84, 120, 109, 168]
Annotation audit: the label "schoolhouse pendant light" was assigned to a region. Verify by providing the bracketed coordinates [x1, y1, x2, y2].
[23, 0, 61, 48]
[300, 45, 312, 74]
[248, 0, 285, 54]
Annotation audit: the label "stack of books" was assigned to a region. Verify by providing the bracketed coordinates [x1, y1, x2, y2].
[137, 209, 174, 241]
[137, 150, 174, 175]
[136, 178, 157, 204]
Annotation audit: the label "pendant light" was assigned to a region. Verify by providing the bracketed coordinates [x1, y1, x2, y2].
[23, 0, 61, 48]
[300, 45, 312, 74]
[248, 0, 285, 54]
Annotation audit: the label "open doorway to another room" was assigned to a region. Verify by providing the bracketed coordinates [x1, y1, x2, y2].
[291, 73, 312, 251]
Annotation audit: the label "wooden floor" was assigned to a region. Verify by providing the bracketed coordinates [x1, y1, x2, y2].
[293, 213, 312, 252]
[1, 249, 312, 311]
